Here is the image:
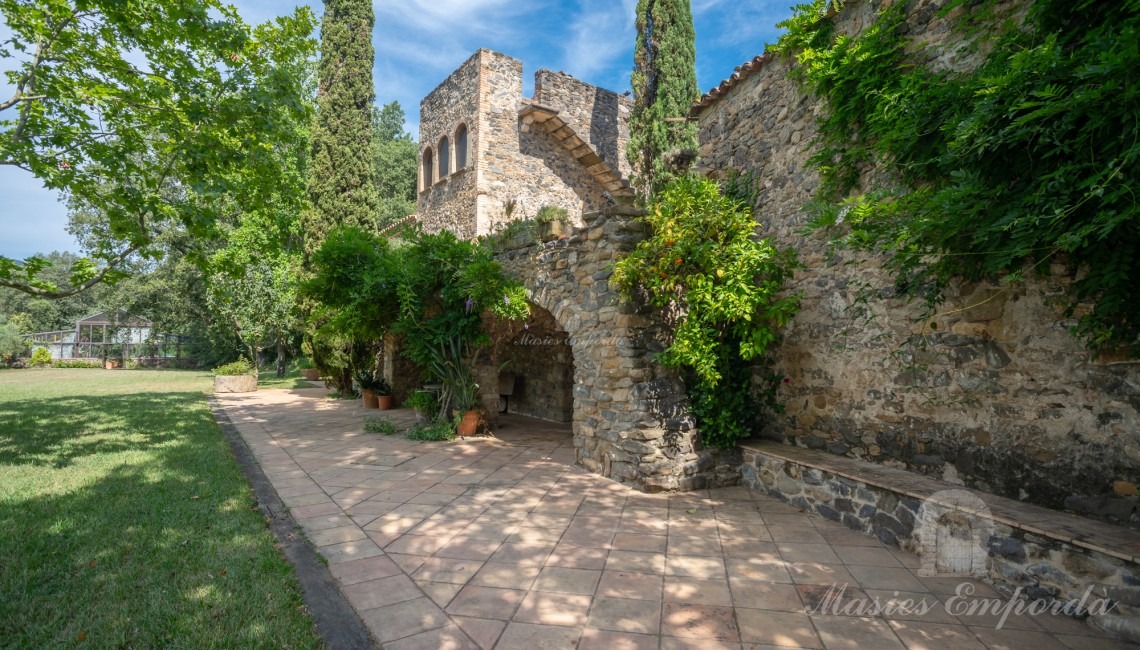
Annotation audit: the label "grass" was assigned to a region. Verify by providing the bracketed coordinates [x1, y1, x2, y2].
[257, 365, 313, 390]
[0, 369, 322, 648]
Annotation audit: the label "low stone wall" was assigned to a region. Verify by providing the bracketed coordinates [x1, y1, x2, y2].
[214, 375, 257, 394]
[741, 441, 1140, 640]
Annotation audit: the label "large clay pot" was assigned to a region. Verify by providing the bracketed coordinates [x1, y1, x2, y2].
[456, 410, 480, 437]
[301, 368, 320, 381]
[361, 389, 379, 409]
[377, 395, 394, 410]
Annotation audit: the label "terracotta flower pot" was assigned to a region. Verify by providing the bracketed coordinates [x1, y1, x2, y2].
[301, 368, 320, 381]
[361, 388, 379, 409]
[377, 395, 394, 410]
[456, 410, 480, 437]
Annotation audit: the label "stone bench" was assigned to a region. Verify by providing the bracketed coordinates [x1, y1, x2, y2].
[740, 440, 1140, 640]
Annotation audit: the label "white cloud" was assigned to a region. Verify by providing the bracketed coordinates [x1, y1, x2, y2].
[559, 0, 637, 90]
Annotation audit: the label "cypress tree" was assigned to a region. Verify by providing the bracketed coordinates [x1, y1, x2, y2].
[304, 0, 379, 256]
[627, 0, 699, 196]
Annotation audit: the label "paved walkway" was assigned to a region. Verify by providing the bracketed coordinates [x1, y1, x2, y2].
[215, 388, 1135, 650]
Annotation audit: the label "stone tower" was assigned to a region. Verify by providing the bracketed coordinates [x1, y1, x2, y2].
[418, 49, 634, 239]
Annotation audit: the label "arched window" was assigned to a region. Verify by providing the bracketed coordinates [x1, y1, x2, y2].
[438, 136, 450, 177]
[455, 124, 468, 170]
[421, 148, 433, 190]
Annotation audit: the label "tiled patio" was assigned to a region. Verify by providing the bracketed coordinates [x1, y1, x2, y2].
[215, 388, 1135, 650]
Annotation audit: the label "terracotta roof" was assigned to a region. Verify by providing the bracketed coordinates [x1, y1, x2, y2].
[378, 213, 419, 237]
[690, 53, 772, 116]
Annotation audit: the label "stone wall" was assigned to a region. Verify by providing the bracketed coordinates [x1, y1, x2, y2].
[487, 205, 740, 491]
[418, 50, 481, 238]
[534, 70, 632, 178]
[694, 0, 1140, 522]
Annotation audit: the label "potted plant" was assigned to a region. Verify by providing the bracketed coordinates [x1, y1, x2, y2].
[426, 335, 481, 437]
[406, 390, 438, 424]
[375, 378, 395, 410]
[297, 357, 320, 381]
[355, 370, 381, 409]
[535, 205, 569, 242]
[213, 357, 257, 393]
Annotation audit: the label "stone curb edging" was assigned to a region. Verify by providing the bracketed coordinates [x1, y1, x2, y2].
[207, 397, 376, 650]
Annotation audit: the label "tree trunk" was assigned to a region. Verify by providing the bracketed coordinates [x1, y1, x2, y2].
[276, 340, 286, 378]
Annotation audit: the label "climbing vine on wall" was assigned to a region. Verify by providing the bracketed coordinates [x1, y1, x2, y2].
[613, 177, 800, 448]
[775, 0, 1140, 350]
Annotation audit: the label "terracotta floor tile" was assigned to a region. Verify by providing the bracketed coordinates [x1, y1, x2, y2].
[495, 622, 582, 649]
[607, 550, 667, 575]
[665, 555, 727, 580]
[342, 573, 422, 611]
[833, 545, 904, 567]
[578, 629, 659, 650]
[533, 566, 602, 595]
[328, 554, 402, 586]
[360, 597, 449, 643]
[586, 596, 661, 634]
[546, 544, 609, 570]
[812, 615, 906, 650]
[736, 609, 821, 648]
[663, 576, 733, 606]
[660, 602, 739, 641]
[452, 616, 507, 649]
[445, 585, 527, 620]
[887, 620, 987, 650]
[513, 591, 593, 627]
[470, 562, 542, 590]
[613, 533, 668, 553]
[382, 623, 478, 650]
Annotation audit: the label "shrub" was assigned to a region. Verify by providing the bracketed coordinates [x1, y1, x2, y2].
[29, 347, 52, 367]
[612, 176, 800, 448]
[51, 360, 102, 369]
[534, 205, 568, 225]
[212, 357, 254, 376]
[405, 418, 455, 442]
[363, 417, 399, 435]
[405, 390, 438, 415]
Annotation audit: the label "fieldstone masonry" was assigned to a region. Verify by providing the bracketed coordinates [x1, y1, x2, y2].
[692, 0, 1140, 524]
[741, 442, 1140, 640]
[487, 205, 739, 492]
[418, 50, 633, 238]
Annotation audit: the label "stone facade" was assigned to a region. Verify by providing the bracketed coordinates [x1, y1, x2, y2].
[418, 50, 632, 238]
[533, 70, 631, 179]
[486, 206, 739, 492]
[693, 0, 1140, 523]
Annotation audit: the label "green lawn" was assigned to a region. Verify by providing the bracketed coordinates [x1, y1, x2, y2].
[0, 369, 322, 648]
[257, 365, 314, 390]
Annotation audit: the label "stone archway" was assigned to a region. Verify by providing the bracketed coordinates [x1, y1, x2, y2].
[488, 204, 742, 492]
[498, 304, 575, 423]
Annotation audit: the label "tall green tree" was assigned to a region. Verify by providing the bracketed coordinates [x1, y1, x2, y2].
[304, 0, 380, 256]
[627, 0, 700, 196]
[0, 0, 317, 297]
[372, 101, 418, 227]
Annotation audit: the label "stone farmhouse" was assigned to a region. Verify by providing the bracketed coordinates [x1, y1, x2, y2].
[398, 0, 1140, 633]
[416, 49, 634, 239]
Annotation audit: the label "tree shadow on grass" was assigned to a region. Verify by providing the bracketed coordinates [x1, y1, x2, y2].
[0, 392, 322, 648]
[0, 392, 209, 469]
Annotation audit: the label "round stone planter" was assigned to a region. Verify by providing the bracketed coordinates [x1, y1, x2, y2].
[361, 389, 379, 409]
[214, 374, 257, 393]
[300, 368, 320, 381]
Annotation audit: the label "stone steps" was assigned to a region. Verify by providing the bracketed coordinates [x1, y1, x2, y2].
[519, 103, 635, 197]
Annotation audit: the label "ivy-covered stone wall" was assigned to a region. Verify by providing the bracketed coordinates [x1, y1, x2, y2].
[694, 0, 1140, 523]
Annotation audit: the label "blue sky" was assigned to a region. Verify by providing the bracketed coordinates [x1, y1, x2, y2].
[0, 0, 794, 259]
